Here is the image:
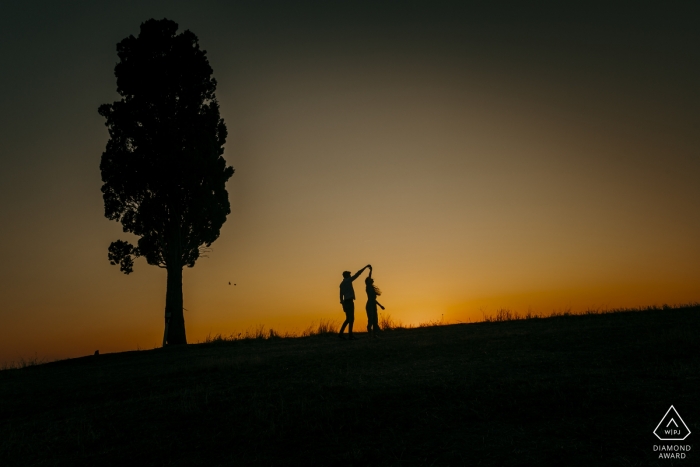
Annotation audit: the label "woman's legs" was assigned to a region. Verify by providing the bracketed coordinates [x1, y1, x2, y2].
[366, 303, 379, 336]
[371, 316, 381, 333]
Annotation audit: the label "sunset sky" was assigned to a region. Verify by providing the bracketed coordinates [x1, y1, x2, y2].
[1, 1, 698, 364]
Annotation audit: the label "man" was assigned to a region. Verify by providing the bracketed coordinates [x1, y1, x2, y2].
[339, 264, 371, 340]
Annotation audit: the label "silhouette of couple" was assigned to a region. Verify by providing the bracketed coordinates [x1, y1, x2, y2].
[339, 264, 385, 340]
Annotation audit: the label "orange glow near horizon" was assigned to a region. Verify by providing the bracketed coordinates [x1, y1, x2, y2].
[1, 3, 699, 365]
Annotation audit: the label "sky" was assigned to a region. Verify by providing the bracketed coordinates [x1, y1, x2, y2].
[1, 1, 699, 364]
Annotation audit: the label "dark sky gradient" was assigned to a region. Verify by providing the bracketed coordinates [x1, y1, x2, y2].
[1, 1, 698, 363]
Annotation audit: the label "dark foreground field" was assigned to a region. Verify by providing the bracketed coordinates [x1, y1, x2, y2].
[1, 307, 699, 466]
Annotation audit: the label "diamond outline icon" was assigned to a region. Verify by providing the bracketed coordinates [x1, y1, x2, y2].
[653, 405, 691, 441]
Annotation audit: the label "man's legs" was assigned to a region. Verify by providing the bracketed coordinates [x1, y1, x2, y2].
[347, 319, 355, 338]
[340, 300, 355, 338]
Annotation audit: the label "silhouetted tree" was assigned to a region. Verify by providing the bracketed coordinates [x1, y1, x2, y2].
[99, 19, 234, 345]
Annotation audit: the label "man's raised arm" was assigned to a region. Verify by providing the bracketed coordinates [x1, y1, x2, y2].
[351, 264, 371, 281]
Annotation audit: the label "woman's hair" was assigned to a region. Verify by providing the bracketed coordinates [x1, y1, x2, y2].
[365, 277, 381, 296]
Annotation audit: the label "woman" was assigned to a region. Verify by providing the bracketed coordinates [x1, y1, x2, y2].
[365, 267, 385, 337]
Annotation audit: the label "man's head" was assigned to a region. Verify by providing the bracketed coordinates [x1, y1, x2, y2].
[342, 271, 351, 278]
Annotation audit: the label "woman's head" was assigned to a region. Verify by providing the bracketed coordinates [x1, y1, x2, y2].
[365, 277, 381, 295]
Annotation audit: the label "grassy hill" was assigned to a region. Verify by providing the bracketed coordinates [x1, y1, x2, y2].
[1, 306, 699, 466]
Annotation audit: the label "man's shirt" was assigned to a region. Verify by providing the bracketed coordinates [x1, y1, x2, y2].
[340, 277, 355, 301]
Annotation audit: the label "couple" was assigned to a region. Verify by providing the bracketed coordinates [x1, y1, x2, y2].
[339, 264, 385, 340]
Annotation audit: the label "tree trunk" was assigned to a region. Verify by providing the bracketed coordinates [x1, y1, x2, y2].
[164, 210, 187, 345]
[164, 262, 187, 345]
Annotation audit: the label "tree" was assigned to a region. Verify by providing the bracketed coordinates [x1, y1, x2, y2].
[99, 19, 234, 345]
